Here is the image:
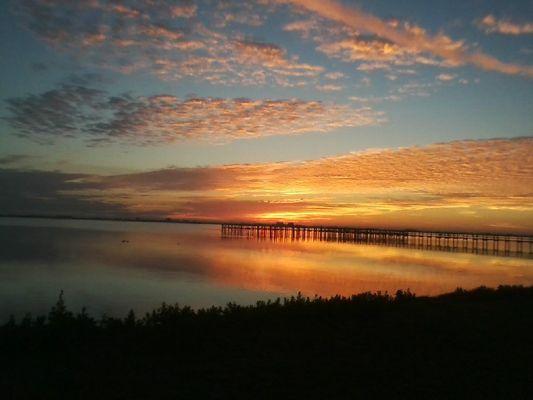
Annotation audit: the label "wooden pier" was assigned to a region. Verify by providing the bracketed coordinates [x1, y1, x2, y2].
[221, 223, 533, 257]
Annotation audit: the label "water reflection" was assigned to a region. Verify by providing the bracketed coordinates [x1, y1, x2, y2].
[221, 223, 533, 258]
[1, 218, 532, 321]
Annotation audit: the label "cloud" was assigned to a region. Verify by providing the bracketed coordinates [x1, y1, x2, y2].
[233, 39, 324, 80]
[324, 72, 345, 80]
[0, 155, 35, 166]
[316, 83, 343, 92]
[316, 37, 442, 69]
[367, 81, 434, 99]
[213, 1, 266, 27]
[0, 168, 129, 217]
[436, 73, 457, 82]
[349, 95, 401, 104]
[278, 138, 533, 198]
[3, 84, 107, 144]
[477, 15, 533, 35]
[1, 138, 531, 231]
[91, 167, 243, 192]
[148, 32, 324, 87]
[16, 0, 532, 86]
[283, 19, 317, 38]
[4, 83, 383, 146]
[283, 16, 446, 74]
[14, 0, 324, 87]
[170, 3, 197, 18]
[90, 137, 533, 231]
[284, 0, 533, 78]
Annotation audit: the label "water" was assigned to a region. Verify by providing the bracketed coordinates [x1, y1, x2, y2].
[1, 217, 532, 321]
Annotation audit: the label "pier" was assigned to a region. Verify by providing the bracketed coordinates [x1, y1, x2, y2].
[221, 223, 533, 257]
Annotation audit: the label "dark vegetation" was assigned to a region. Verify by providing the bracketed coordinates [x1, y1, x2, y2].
[2, 286, 533, 399]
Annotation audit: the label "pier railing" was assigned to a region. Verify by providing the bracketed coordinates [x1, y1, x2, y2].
[221, 223, 533, 257]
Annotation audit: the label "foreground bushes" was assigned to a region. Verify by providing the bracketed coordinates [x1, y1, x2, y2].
[2, 286, 533, 399]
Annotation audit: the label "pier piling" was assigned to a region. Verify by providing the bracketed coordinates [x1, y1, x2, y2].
[221, 223, 533, 258]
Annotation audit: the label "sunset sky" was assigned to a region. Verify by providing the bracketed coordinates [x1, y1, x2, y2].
[0, 0, 532, 232]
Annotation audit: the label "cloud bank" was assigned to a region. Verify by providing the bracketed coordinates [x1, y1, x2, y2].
[3, 138, 531, 232]
[14, 0, 533, 86]
[4, 84, 382, 145]
[15, 0, 323, 87]
[284, 0, 533, 78]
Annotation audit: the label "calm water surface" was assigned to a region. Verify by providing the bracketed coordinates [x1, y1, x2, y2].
[1, 217, 532, 321]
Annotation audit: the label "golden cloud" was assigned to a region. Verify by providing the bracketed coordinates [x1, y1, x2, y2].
[285, 0, 533, 77]
[58, 138, 533, 232]
[478, 15, 533, 35]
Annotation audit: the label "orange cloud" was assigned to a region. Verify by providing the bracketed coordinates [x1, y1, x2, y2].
[285, 0, 533, 77]
[317, 37, 421, 63]
[60, 138, 533, 232]
[284, 17, 444, 71]
[478, 15, 533, 35]
[3, 139, 530, 232]
[234, 40, 324, 76]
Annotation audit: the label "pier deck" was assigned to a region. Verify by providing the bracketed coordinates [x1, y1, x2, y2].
[221, 223, 533, 257]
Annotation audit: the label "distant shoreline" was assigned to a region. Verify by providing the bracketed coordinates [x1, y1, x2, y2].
[0, 214, 217, 226]
[1, 213, 532, 237]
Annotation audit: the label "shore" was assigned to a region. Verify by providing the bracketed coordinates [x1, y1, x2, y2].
[2, 285, 532, 399]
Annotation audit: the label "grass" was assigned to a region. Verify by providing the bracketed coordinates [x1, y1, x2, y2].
[2, 286, 533, 399]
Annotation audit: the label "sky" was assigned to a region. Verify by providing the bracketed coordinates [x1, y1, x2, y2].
[0, 0, 532, 232]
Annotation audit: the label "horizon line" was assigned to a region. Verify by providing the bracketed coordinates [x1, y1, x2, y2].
[1, 213, 532, 238]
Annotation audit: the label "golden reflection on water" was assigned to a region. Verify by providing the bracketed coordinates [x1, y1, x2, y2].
[188, 237, 533, 296]
[1, 218, 532, 319]
[91, 226, 533, 297]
